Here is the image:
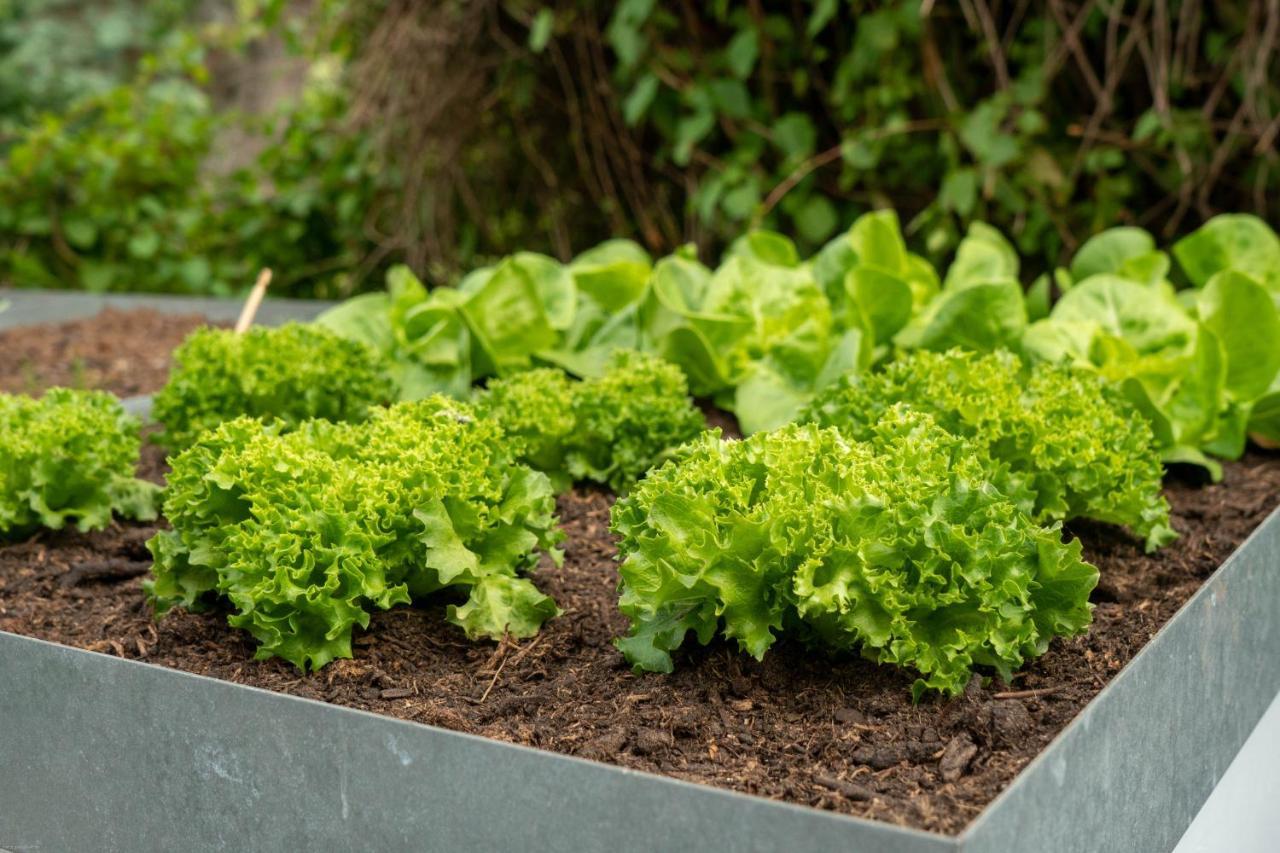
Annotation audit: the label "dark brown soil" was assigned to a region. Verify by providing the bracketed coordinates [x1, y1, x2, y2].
[2, 308, 1278, 835]
[0, 307, 212, 396]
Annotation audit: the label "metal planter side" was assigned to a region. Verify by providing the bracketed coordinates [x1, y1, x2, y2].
[0, 289, 331, 329]
[0, 632, 950, 853]
[962, 506, 1280, 853]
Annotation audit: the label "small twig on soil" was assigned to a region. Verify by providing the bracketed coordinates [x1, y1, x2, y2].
[479, 650, 510, 704]
[992, 685, 1066, 700]
[814, 773, 874, 801]
[234, 268, 273, 334]
[58, 557, 149, 588]
[477, 635, 546, 704]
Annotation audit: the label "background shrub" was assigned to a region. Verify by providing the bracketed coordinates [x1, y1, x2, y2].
[1, 1, 1277, 295]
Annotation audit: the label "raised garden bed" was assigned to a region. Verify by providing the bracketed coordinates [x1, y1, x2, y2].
[2, 293, 1279, 852]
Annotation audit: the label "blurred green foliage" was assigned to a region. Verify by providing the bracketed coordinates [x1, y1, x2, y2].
[0, 1, 392, 296]
[0, 0, 199, 131]
[512, 0, 1280, 267]
[0, 1, 1276, 296]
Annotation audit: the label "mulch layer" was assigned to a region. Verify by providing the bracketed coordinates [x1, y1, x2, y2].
[1, 308, 1277, 834]
[0, 307, 213, 397]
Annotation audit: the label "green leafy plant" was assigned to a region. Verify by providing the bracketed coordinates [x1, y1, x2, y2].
[799, 349, 1175, 551]
[0, 0, 199, 136]
[318, 211, 923, 433]
[146, 397, 564, 670]
[316, 244, 659, 400]
[611, 409, 1098, 699]
[0, 44, 224, 293]
[0, 7, 394, 298]
[320, 207, 1280, 477]
[894, 222, 1027, 354]
[325, 1, 1280, 282]
[152, 323, 395, 449]
[642, 234, 857, 435]
[0, 387, 159, 536]
[475, 350, 705, 493]
[1022, 215, 1280, 476]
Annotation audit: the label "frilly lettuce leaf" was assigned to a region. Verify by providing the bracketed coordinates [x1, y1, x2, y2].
[474, 350, 705, 493]
[146, 397, 563, 671]
[799, 349, 1175, 552]
[611, 411, 1097, 698]
[152, 323, 396, 449]
[1, 388, 159, 536]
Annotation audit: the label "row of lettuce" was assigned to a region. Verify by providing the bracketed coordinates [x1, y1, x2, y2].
[3, 210, 1277, 698]
[317, 211, 1280, 478]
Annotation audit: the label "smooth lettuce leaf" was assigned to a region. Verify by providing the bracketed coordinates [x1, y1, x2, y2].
[896, 222, 1026, 353]
[1196, 271, 1280, 402]
[1069, 226, 1169, 286]
[1174, 214, 1280, 292]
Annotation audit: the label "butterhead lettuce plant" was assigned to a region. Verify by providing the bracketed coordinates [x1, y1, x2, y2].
[0, 388, 159, 536]
[611, 410, 1098, 699]
[146, 397, 563, 670]
[799, 349, 1175, 552]
[474, 350, 706, 493]
[152, 323, 395, 449]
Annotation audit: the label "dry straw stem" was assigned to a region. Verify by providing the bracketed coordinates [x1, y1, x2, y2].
[234, 268, 273, 334]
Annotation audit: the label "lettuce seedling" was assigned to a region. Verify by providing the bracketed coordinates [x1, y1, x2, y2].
[152, 323, 395, 448]
[799, 349, 1175, 551]
[475, 350, 705, 493]
[1, 388, 159, 536]
[611, 410, 1098, 699]
[146, 397, 563, 671]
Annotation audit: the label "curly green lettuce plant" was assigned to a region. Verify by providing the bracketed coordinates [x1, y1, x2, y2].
[0, 388, 159, 536]
[611, 410, 1098, 699]
[474, 350, 706, 493]
[146, 397, 563, 670]
[152, 322, 395, 448]
[799, 349, 1175, 552]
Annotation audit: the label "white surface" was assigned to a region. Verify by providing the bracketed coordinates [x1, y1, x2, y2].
[1172, 690, 1280, 852]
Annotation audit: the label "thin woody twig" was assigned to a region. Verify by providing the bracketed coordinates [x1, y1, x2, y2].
[234, 268, 273, 335]
[993, 685, 1066, 700]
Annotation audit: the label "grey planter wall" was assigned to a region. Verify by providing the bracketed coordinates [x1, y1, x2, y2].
[1, 290, 1278, 852]
[0, 287, 331, 328]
